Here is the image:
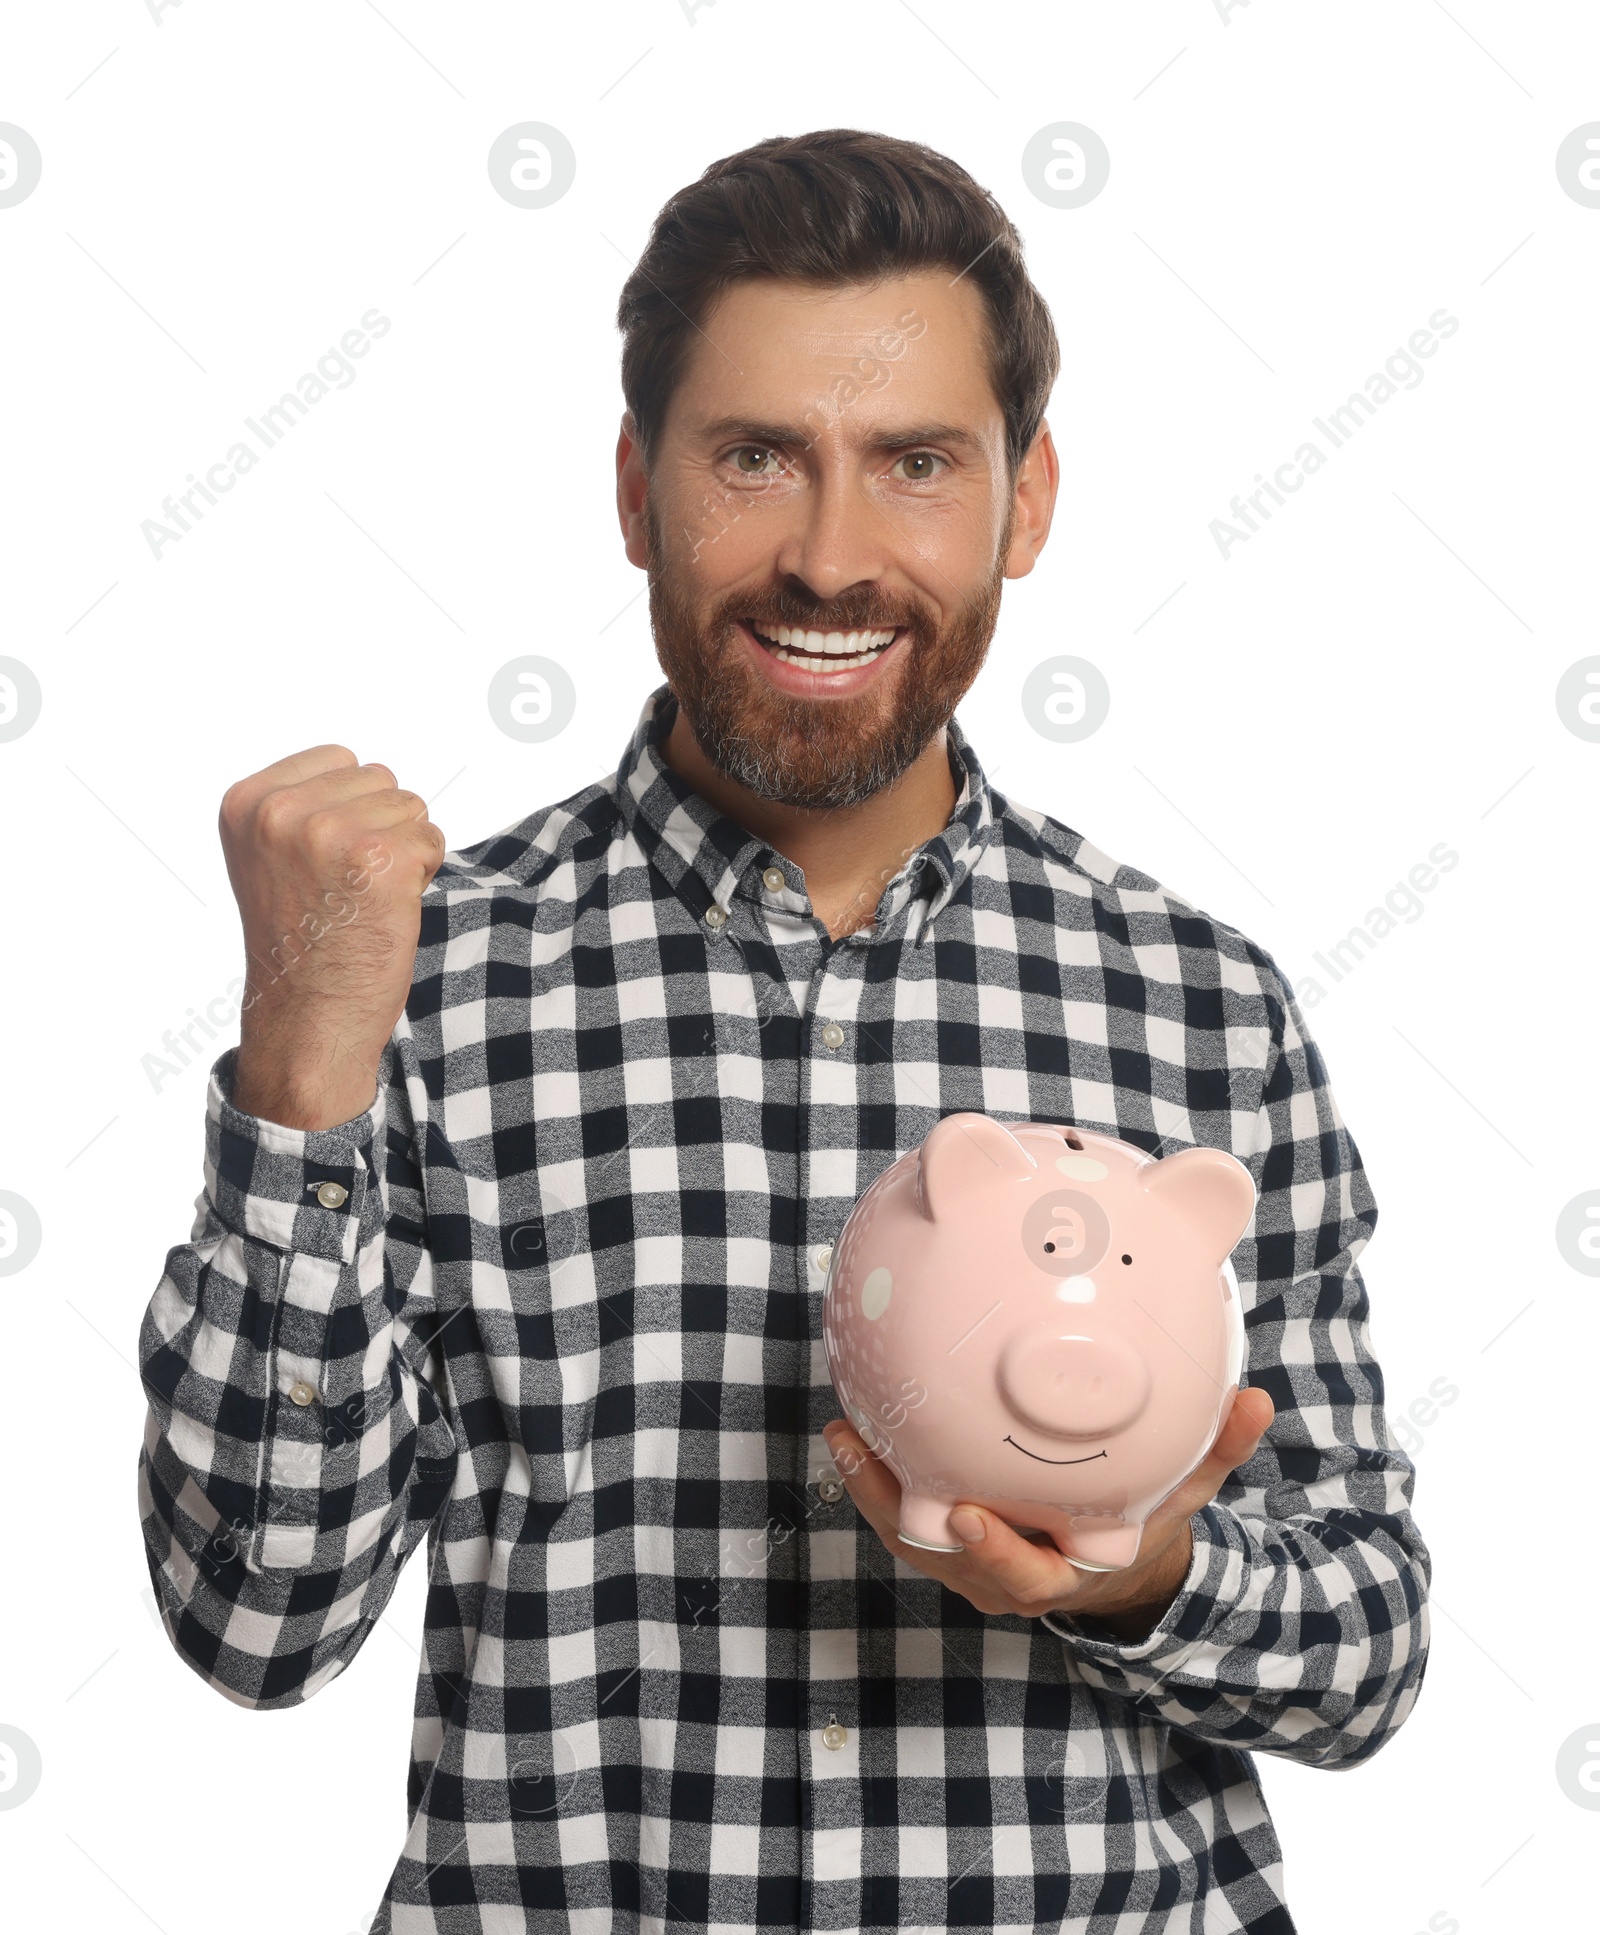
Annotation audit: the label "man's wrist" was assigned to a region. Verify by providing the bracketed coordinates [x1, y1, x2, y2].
[233, 1039, 379, 1132]
[1050, 1520, 1194, 1640]
[1079, 1596, 1172, 1643]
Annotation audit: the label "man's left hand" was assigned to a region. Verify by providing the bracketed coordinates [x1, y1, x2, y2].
[821, 1386, 1275, 1639]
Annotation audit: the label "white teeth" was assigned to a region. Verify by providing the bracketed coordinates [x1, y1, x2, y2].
[771, 644, 889, 672]
[751, 620, 897, 661]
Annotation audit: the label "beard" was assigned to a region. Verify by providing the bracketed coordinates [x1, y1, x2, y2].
[644, 498, 1010, 810]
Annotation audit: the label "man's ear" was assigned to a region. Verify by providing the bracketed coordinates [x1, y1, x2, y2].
[1003, 419, 1059, 581]
[616, 412, 650, 570]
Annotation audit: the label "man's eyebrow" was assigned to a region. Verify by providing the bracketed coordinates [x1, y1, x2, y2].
[694, 415, 989, 457]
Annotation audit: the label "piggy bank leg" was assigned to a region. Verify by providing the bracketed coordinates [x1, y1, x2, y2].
[1063, 1519, 1144, 1570]
[897, 1492, 963, 1553]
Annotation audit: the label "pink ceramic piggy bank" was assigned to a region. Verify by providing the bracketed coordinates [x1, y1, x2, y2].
[823, 1113, 1256, 1570]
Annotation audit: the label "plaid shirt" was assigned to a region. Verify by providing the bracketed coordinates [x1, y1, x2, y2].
[138, 685, 1429, 1935]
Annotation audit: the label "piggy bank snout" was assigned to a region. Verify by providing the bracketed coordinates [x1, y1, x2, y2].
[997, 1329, 1151, 1439]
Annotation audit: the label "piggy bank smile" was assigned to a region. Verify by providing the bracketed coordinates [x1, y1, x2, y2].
[1003, 1437, 1108, 1466]
[823, 1112, 1255, 1569]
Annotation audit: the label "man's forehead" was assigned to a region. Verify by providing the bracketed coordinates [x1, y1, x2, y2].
[671, 270, 1000, 430]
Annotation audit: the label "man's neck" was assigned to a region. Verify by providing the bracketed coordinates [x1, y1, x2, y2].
[659, 702, 960, 941]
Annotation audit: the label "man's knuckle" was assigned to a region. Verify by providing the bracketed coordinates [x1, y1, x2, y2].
[219, 779, 251, 829]
[254, 789, 297, 840]
[302, 808, 355, 862]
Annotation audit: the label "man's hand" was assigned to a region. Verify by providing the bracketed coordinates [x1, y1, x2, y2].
[219, 745, 446, 1131]
[822, 1386, 1275, 1638]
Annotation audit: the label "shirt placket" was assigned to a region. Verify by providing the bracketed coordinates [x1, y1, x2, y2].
[794, 917, 869, 1927]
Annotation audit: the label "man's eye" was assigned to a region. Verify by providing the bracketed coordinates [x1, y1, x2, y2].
[732, 446, 781, 476]
[891, 451, 944, 482]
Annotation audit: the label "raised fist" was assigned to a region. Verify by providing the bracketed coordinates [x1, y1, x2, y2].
[218, 745, 445, 1129]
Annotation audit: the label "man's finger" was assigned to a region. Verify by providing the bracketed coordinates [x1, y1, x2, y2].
[824, 1425, 900, 1516]
[1218, 1385, 1275, 1457]
[1141, 1387, 1276, 1541]
[1190, 1386, 1274, 1493]
[219, 744, 362, 823]
[945, 1506, 1087, 1608]
[831, 1431, 893, 1501]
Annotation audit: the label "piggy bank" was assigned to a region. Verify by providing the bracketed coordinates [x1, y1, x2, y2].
[822, 1113, 1256, 1570]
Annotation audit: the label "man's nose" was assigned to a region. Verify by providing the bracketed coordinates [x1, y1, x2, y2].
[997, 1329, 1151, 1439]
[770, 467, 891, 602]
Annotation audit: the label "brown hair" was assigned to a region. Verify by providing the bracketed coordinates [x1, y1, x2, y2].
[616, 128, 1059, 474]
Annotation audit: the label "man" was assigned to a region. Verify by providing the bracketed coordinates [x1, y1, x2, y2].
[138, 130, 1429, 1934]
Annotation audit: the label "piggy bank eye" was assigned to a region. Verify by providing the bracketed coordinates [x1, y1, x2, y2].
[1022, 1190, 1110, 1276]
[1121, 1253, 1133, 1265]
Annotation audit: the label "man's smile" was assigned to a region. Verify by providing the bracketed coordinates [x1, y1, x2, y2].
[748, 619, 900, 670]
[1004, 1434, 1108, 1466]
[733, 616, 907, 700]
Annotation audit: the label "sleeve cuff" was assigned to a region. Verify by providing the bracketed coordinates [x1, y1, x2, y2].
[203, 1046, 386, 1266]
[1040, 1503, 1252, 1676]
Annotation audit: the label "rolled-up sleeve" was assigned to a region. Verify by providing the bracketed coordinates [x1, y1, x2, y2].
[1043, 954, 1430, 1769]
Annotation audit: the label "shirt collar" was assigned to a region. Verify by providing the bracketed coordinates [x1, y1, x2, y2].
[613, 683, 997, 942]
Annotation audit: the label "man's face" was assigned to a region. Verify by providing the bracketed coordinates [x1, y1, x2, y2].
[625, 270, 1048, 809]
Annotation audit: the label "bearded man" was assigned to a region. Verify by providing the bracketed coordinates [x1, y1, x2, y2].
[138, 129, 1429, 1935]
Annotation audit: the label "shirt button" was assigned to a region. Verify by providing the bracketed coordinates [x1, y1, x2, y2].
[704, 906, 728, 930]
[761, 867, 786, 892]
[818, 1477, 844, 1503]
[314, 1182, 348, 1209]
[813, 1245, 833, 1274]
[287, 1380, 317, 1407]
[820, 1021, 845, 1050]
[821, 1717, 848, 1750]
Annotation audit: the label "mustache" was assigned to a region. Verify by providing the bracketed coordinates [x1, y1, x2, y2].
[720, 594, 930, 635]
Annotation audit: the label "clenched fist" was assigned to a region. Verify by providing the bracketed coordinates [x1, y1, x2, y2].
[219, 745, 446, 1130]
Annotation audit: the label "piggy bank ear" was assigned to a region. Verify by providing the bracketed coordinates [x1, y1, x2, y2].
[917, 1112, 1037, 1223]
[1141, 1146, 1256, 1258]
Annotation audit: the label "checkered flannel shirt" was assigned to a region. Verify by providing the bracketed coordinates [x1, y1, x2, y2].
[138, 684, 1429, 1935]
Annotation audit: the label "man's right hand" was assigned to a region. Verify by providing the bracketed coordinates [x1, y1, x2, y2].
[219, 745, 447, 1131]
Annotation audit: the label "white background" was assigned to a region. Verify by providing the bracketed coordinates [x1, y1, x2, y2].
[1, 3, 1595, 1931]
